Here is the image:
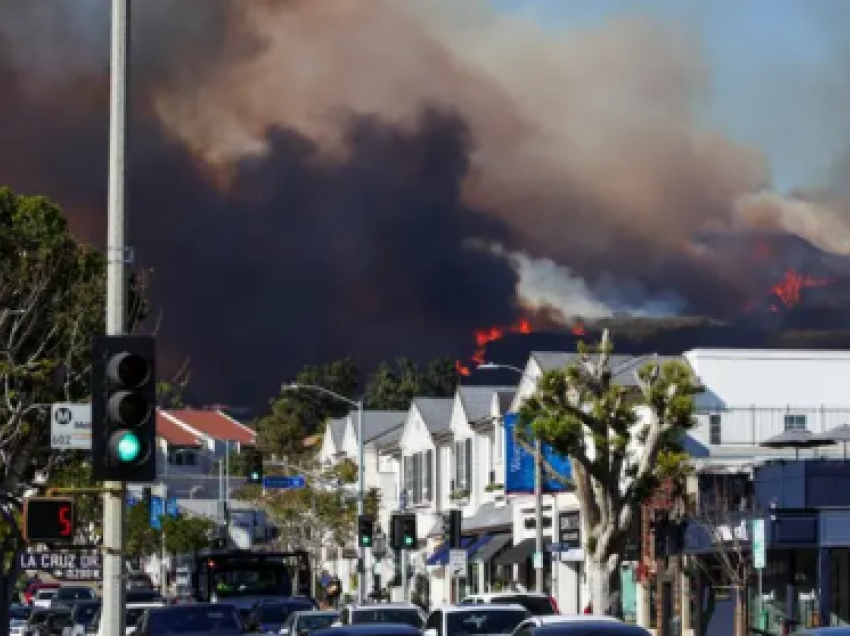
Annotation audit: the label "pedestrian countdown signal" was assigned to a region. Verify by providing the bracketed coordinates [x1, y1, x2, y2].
[23, 497, 76, 543]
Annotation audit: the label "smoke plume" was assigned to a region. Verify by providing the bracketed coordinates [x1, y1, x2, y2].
[1, 0, 849, 405]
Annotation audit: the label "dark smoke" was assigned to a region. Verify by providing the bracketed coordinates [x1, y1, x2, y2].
[3, 0, 850, 407]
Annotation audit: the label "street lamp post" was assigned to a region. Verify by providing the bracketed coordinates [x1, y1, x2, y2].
[478, 362, 545, 595]
[286, 383, 366, 604]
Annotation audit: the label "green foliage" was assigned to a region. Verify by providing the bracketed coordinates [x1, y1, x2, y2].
[48, 456, 102, 539]
[0, 188, 149, 491]
[162, 515, 215, 554]
[365, 357, 456, 410]
[126, 502, 160, 559]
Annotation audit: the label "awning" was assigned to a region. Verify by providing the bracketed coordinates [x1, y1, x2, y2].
[465, 534, 493, 558]
[471, 533, 512, 563]
[493, 537, 536, 566]
[426, 537, 474, 566]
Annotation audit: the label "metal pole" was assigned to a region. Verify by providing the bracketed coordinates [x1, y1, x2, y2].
[225, 440, 230, 528]
[101, 1, 129, 635]
[160, 482, 168, 597]
[357, 402, 365, 604]
[219, 459, 225, 524]
[401, 549, 409, 603]
[534, 439, 544, 593]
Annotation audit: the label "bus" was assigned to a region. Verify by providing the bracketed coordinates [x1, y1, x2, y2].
[177, 549, 312, 603]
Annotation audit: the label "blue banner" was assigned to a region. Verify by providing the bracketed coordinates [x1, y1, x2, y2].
[150, 496, 164, 530]
[504, 413, 571, 494]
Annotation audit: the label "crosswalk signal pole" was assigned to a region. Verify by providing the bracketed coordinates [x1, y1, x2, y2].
[101, 1, 129, 636]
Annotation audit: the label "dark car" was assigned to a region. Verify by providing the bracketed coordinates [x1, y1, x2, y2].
[280, 610, 340, 636]
[69, 601, 101, 630]
[517, 621, 651, 636]
[126, 591, 165, 604]
[312, 626, 421, 636]
[24, 608, 73, 636]
[131, 604, 244, 636]
[247, 598, 318, 633]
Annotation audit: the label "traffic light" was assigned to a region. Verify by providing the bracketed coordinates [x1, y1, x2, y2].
[91, 335, 157, 482]
[391, 513, 417, 550]
[246, 450, 263, 485]
[23, 498, 76, 543]
[442, 509, 462, 548]
[358, 515, 374, 548]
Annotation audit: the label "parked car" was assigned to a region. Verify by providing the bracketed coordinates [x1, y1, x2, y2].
[334, 604, 425, 630]
[279, 610, 340, 636]
[246, 598, 319, 633]
[511, 619, 648, 636]
[23, 584, 60, 606]
[424, 604, 530, 636]
[130, 604, 243, 636]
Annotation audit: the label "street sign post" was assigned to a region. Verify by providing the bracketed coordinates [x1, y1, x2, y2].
[449, 549, 467, 578]
[50, 404, 92, 450]
[752, 519, 765, 569]
[262, 475, 307, 490]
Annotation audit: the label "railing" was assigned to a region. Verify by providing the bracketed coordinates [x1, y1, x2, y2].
[690, 406, 850, 447]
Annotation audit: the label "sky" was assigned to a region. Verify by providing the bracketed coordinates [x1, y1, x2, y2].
[494, 0, 850, 193]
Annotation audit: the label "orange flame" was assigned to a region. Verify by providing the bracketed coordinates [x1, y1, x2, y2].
[455, 319, 532, 375]
[771, 269, 831, 308]
[571, 321, 586, 336]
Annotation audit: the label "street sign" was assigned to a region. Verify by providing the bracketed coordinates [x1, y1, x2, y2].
[752, 519, 765, 570]
[449, 549, 467, 578]
[19, 551, 102, 581]
[166, 496, 179, 517]
[263, 475, 307, 490]
[50, 403, 92, 450]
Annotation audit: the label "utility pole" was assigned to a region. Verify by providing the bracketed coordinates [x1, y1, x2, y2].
[101, 1, 129, 635]
[356, 400, 365, 604]
[534, 439, 544, 593]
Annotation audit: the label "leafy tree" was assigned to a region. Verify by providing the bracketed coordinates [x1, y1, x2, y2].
[47, 455, 101, 542]
[126, 502, 160, 562]
[0, 188, 148, 495]
[256, 358, 360, 458]
[162, 515, 215, 554]
[519, 330, 698, 616]
[364, 357, 456, 410]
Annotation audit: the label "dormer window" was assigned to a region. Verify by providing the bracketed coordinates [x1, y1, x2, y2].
[403, 450, 433, 505]
[454, 438, 472, 491]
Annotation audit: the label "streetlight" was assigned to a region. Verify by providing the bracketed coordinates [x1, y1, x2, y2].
[478, 362, 546, 595]
[285, 383, 366, 604]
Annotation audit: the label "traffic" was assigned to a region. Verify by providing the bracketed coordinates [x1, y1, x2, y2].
[7, 547, 649, 636]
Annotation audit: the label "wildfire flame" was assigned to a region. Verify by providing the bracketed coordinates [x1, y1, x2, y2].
[455, 319, 531, 376]
[771, 269, 831, 308]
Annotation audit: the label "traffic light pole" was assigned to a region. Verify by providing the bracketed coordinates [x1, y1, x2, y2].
[102, 1, 129, 636]
[356, 400, 365, 605]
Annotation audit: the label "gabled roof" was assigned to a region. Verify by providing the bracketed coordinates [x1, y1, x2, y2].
[167, 409, 256, 445]
[458, 386, 515, 425]
[413, 397, 454, 435]
[328, 417, 347, 449]
[530, 352, 690, 387]
[362, 411, 408, 442]
[156, 411, 201, 447]
[373, 424, 404, 450]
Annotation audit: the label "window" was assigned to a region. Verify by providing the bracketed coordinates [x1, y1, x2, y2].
[454, 438, 473, 491]
[709, 414, 722, 445]
[784, 414, 807, 431]
[405, 451, 433, 505]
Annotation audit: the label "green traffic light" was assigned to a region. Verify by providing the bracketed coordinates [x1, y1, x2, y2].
[250, 471, 259, 480]
[404, 537, 414, 546]
[116, 432, 141, 463]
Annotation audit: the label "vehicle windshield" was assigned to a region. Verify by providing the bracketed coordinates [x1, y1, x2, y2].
[75, 603, 101, 626]
[148, 607, 241, 635]
[127, 608, 151, 627]
[297, 614, 338, 631]
[494, 596, 555, 616]
[447, 610, 529, 635]
[211, 568, 291, 598]
[10, 607, 31, 621]
[57, 588, 94, 600]
[36, 590, 57, 599]
[259, 602, 315, 623]
[351, 609, 423, 628]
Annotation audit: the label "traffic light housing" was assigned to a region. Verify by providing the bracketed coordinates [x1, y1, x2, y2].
[246, 450, 263, 485]
[442, 509, 462, 548]
[391, 513, 417, 550]
[358, 515, 374, 548]
[91, 335, 157, 482]
[23, 498, 76, 543]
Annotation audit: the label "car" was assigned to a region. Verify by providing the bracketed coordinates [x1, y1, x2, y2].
[335, 603, 425, 630]
[10, 604, 32, 636]
[33, 590, 59, 609]
[424, 603, 530, 636]
[246, 598, 319, 633]
[61, 600, 101, 636]
[22, 608, 73, 636]
[127, 604, 244, 636]
[279, 610, 340, 636]
[511, 619, 649, 636]
[511, 615, 620, 635]
[49, 587, 98, 609]
[24, 584, 60, 606]
[459, 593, 559, 617]
[311, 626, 421, 636]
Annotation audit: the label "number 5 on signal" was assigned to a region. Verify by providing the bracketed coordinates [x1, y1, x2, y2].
[23, 497, 76, 543]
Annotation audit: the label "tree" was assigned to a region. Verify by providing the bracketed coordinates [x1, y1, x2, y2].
[126, 502, 160, 563]
[0, 188, 148, 494]
[47, 455, 101, 543]
[161, 515, 215, 554]
[519, 330, 699, 616]
[364, 357, 456, 410]
[256, 358, 360, 458]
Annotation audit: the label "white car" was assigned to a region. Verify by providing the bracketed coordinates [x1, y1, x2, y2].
[32, 589, 58, 609]
[510, 615, 622, 636]
[333, 603, 426, 629]
[459, 593, 559, 617]
[424, 603, 530, 636]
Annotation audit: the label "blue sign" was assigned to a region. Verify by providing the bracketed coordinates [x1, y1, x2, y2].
[166, 497, 179, 517]
[150, 496, 164, 529]
[504, 413, 571, 494]
[127, 495, 138, 507]
[263, 475, 307, 490]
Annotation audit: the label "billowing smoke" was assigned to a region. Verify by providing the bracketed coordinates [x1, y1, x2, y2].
[1, 0, 849, 405]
